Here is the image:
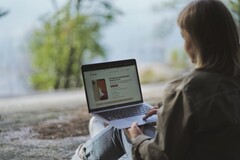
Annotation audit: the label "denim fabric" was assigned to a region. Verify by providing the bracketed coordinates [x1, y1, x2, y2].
[82, 124, 156, 160]
[84, 125, 127, 160]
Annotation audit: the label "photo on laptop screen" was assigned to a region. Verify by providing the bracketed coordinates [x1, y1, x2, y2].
[92, 79, 108, 101]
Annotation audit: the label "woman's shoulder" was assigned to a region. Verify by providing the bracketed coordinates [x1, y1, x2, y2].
[164, 69, 230, 94]
[184, 69, 240, 90]
[164, 69, 209, 92]
[165, 69, 240, 101]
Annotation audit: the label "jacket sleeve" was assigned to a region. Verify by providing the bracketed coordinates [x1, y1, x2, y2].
[131, 81, 194, 160]
[131, 134, 169, 160]
[131, 108, 169, 160]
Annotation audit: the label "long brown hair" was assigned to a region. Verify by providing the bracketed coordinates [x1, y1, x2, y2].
[178, 0, 240, 76]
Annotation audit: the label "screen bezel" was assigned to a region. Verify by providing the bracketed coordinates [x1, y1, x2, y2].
[81, 59, 143, 113]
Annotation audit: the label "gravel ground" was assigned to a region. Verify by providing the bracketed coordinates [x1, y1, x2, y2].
[0, 83, 166, 160]
[0, 107, 90, 160]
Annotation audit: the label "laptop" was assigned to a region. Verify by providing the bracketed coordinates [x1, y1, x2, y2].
[81, 59, 157, 129]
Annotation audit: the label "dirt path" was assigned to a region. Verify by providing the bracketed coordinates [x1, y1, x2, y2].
[0, 83, 165, 160]
[0, 106, 90, 160]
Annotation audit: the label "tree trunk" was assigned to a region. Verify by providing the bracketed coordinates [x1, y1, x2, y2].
[64, 46, 75, 88]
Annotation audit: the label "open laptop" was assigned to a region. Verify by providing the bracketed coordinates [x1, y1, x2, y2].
[81, 59, 157, 129]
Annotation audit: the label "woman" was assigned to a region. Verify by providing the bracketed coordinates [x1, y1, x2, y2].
[72, 0, 240, 159]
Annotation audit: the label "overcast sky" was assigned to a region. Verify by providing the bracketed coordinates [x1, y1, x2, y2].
[0, 0, 66, 46]
[0, 0, 182, 58]
[0, 0, 184, 96]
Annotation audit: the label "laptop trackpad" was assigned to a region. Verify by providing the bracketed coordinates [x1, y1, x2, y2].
[110, 115, 157, 129]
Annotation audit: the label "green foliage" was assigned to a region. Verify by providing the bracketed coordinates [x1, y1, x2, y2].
[229, 0, 240, 23]
[140, 69, 156, 84]
[0, 8, 9, 18]
[169, 48, 189, 68]
[140, 68, 169, 84]
[229, 0, 240, 35]
[30, 0, 120, 90]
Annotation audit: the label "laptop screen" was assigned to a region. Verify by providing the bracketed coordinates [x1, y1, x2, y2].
[82, 59, 143, 112]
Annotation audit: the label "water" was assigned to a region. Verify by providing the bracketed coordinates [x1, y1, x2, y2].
[0, 40, 31, 97]
[0, 0, 184, 97]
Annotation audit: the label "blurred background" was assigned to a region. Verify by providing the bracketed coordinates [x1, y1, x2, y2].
[0, 0, 239, 159]
[0, 0, 239, 97]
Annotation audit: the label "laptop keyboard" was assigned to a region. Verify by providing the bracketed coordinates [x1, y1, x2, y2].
[97, 104, 151, 121]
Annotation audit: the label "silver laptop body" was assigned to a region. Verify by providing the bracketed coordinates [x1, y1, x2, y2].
[81, 59, 157, 129]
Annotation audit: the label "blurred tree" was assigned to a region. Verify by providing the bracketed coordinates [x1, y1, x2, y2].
[30, 0, 120, 90]
[229, 0, 240, 35]
[169, 48, 189, 68]
[0, 8, 9, 18]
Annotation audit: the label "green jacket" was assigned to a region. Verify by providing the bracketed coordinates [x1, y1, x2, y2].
[132, 69, 240, 160]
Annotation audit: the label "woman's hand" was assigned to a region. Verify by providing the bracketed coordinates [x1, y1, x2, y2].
[125, 122, 143, 139]
[143, 102, 162, 120]
[143, 107, 159, 120]
[125, 103, 162, 139]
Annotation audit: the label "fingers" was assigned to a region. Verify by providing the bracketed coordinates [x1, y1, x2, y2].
[131, 121, 138, 128]
[124, 122, 138, 132]
[130, 122, 144, 132]
[127, 122, 143, 139]
[124, 122, 138, 135]
[143, 109, 158, 120]
[129, 122, 140, 132]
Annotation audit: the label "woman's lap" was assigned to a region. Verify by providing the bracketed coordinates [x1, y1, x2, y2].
[73, 124, 155, 160]
[84, 125, 128, 159]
